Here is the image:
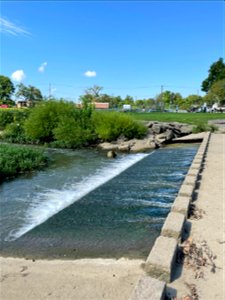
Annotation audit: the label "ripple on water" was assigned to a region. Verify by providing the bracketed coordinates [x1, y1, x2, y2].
[0, 145, 198, 258]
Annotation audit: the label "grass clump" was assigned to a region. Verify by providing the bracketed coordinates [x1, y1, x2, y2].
[0, 144, 48, 181]
[192, 122, 218, 133]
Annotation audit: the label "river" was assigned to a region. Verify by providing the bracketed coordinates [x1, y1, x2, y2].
[0, 144, 198, 259]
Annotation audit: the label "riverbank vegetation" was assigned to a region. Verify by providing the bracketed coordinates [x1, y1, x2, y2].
[0, 144, 48, 181]
[0, 100, 147, 148]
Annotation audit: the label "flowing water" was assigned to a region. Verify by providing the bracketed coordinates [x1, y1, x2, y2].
[0, 144, 198, 259]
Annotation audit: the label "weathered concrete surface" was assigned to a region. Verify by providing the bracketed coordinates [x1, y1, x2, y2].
[130, 275, 166, 300]
[186, 168, 199, 178]
[161, 212, 185, 240]
[172, 132, 205, 142]
[182, 174, 197, 187]
[167, 134, 225, 299]
[0, 257, 145, 300]
[145, 236, 177, 283]
[171, 196, 191, 216]
[189, 162, 202, 171]
[178, 184, 195, 198]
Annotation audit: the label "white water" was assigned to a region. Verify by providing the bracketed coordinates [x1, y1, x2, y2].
[6, 152, 151, 241]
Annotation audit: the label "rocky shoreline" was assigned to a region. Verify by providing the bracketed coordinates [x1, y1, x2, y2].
[98, 121, 194, 154]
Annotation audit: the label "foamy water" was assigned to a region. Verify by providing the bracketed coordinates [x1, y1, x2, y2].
[5, 152, 150, 241]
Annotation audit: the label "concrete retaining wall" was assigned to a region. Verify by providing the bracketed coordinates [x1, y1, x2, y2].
[130, 132, 211, 299]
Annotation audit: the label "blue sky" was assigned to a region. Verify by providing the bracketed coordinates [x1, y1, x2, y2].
[1, 1, 224, 102]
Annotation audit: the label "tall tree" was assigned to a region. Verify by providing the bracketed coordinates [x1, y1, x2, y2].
[0, 75, 15, 105]
[84, 85, 103, 98]
[205, 79, 225, 105]
[184, 94, 203, 107]
[16, 83, 43, 106]
[201, 58, 225, 92]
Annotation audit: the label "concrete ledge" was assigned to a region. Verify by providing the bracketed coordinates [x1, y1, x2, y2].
[187, 168, 199, 178]
[192, 160, 202, 167]
[161, 212, 185, 240]
[195, 152, 204, 158]
[145, 236, 177, 283]
[130, 275, 166, 300]
[171, 196, 191, 216]
[190, 162, 202, 170]
[194, 155, 204, 162]
[182, 174, 197, 187]
[178, 184, 194, 198]
[195, 149, 205, 156]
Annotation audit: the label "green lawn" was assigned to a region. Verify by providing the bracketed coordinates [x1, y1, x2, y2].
[128, 112, 225, 125]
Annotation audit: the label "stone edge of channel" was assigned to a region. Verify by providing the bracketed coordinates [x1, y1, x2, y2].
[129, 132, 211, 299]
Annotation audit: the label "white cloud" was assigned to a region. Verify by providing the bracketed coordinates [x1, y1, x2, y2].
[0, 17, 30, 36]
[38, 62, 48, 73]
[84, 70, 97, 77]
[11, 70, 26, 82]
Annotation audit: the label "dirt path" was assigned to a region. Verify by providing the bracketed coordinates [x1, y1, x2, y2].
[168, 133, 225, 299]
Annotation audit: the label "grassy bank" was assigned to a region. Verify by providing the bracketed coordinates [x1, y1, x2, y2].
[0, 144, 48, 181]
[128, 112, 225, 125]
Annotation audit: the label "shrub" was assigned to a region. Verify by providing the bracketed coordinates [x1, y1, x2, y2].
[24, 101, 64, 143]
[53, 115, 96, 148]
[2, 122, 27, 143]
[0, 108, 30, 130]
[24, 99, 95, 147]
[92, 111, 147, 141]
[0, 144, 48, 181]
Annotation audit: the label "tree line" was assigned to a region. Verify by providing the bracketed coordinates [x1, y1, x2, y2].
[0, 58, 225, 110]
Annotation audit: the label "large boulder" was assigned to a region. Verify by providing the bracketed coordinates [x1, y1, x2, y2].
[130, 138, 157, 152]
[107, 150, 117, 158]
[98, 121, 194, 153]
[98, 142, 118, 151]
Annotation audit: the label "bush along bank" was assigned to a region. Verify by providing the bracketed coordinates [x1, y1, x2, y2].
[0, 100, 147, 148]
[0, 144, 48, 181]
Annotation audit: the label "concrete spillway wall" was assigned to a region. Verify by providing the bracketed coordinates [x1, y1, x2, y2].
[130, 132, 211, 300]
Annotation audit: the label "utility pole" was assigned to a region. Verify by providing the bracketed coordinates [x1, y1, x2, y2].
[49, 83, 52, 99]
[160, 85, 164, 111]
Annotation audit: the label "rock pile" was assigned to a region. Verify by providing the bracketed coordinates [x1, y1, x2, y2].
[98, 121, 193, 154]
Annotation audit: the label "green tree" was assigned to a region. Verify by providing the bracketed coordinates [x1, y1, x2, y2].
[156, 91, 182, 110]
[0, 75, 15, 105]
[16, 83, 43, 106]
[201, 58, 225, 92]
[205, 79, 225, 105]
[184, 94, 203, 109]
[84, 85, 103, 99]
[123, 95, 134, 105]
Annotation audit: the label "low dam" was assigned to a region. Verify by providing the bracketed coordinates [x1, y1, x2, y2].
[1, 144, 197, 259]
[1, 133, 224, 300]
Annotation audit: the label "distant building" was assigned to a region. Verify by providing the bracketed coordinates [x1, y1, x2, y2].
[122, 104, 132, 111]
[75, 102, 109, 109]
[0, 104, 9, 108]
[94, 102, 109, 109]
[16, 100, 32, 108]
